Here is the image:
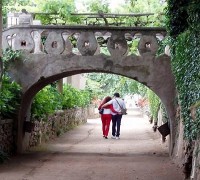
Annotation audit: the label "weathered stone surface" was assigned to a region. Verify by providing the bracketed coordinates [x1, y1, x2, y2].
[0, 119, 14, 154]
[77, 32, 98, 56]
[2, 25, 176, 155]
[29, 107, 89, 149]
[0, 106, 95, 153]
[44, 31, 64, 54]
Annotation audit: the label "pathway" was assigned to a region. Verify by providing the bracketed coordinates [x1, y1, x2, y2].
[0, 108, 184, 180]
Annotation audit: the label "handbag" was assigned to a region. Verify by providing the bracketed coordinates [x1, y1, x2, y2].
[158, 122, 170, 137]
[99, 108, 104, 114]
[115, 99, 127, 115]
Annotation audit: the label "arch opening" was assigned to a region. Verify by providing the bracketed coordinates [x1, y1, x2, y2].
[17, 69, 175, 155]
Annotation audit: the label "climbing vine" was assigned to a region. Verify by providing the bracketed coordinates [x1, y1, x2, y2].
[166, 0, 200, 140]
[147, 89, 160, 121]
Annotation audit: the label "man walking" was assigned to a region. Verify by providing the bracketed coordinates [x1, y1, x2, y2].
[102, 92, 126, 139]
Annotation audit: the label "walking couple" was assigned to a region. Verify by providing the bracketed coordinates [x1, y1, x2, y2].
[98, 92, 126, 140]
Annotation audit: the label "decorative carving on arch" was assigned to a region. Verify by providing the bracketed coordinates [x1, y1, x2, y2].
[32, 30, 44, 54]
[138, 35, 158, 56]
[44, 32, 64, 54]
[13, 32, 34, 52]
[107, 33, 128, 57]
[77, 32, 98, 56]
[62, 32, 73, 55]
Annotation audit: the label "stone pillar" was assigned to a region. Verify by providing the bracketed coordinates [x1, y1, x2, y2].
[7, 12, 19, 27]
[57, 79, 63, 94]
[18, 9, 33, 25]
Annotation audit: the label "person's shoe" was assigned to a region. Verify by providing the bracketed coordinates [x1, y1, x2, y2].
[111, 136, 116, 139]
[116, 137, 120, 140]
[105, 136, 108, 139]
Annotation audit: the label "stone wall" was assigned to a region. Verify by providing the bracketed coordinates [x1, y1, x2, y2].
[0, 119, 14, 154]
[29, 106, 93, 148]
[172, 107, 200, 180]
[0, 105, 96, 153]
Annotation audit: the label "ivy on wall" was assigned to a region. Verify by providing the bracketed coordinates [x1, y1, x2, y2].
[166, 0, 200, 140]
[171, 32, 200, 140]
[147, 89, 160, 122]
[165, 0, 189, 38]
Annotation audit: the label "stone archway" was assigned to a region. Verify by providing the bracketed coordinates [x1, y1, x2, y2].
[3, 25, 176, 154]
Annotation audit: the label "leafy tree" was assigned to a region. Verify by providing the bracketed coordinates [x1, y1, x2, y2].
[34, 0, 81, 25]
[85, 73, 145, 99]
[0, 49, 22, 119]
[31, 84, 92, 119]
[123, 0, 166, 27]
[31, 85, 63, 119]
[2, 0, 81, 25]
[84, 0, 110, 13]
[0, 75, 21, 119]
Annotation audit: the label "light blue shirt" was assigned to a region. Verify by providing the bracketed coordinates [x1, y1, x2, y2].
[107, 98, 126, 115]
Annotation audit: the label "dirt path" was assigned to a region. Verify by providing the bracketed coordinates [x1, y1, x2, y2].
[0, 108, 184, 180]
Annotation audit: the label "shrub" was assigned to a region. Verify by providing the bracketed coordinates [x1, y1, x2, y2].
[0, 75, 21, 119]
[31, 85, 63, 119]
[31, 84, 92, 119]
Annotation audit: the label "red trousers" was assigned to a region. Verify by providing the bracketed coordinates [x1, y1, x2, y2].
[101, 114, 112, 137]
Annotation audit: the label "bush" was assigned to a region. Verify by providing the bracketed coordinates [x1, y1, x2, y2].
[31, 85, 63, 119]
[62, 84, 92, 109]
[0, 75, 22, 119]
[31, 84, 92, 119]
[0, 49, 22, 119]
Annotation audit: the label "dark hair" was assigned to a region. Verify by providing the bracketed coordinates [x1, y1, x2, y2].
[114, 92, 120, 97]
[101, 96, 112, 105]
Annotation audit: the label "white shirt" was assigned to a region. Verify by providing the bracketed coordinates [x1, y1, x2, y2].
[107, 98, 126, 115]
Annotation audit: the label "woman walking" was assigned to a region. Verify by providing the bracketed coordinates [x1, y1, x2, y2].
[98, 96, 118, 139]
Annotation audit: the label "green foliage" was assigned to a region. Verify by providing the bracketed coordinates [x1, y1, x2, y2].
[3, 0, 82, 25]
[85, 0, 110, 13]
[0, 75, 22, 119]
[170, 31, 200, 140]
[0, 49, 22, 119]
[85, 73, 141, 99]
[166, 0, 200, 140]
[62, 84, 80, 109]
[165, 0, 189, 38]
[62, 84, 91, 108]
[166, 0, 200, 37]
[35, 0, 82, 25]
[31, 85, 63, 119]
[2, 0, 167, 27]
[187, 2, 200, 32]
[121, 0, 167, 27]
[2, 0, 31, 25]
[31, 84, 92, 119]
[137, 83, 148, 97]
[2, 49, 22, 72]
[147, 89, 160, 120]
